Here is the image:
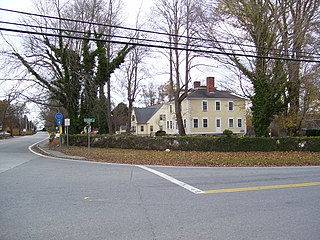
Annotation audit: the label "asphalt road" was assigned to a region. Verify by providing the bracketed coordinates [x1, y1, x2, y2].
[1, 132, 320, 240]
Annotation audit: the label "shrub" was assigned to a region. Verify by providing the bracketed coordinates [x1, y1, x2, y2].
[306, 129, 320, 137]
[222, 129, 233, 137]
[155, 130, 166, 136]
[62, 135, 320, 152]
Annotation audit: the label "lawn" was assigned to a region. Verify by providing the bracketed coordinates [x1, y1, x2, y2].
[51, 145, 320, 167]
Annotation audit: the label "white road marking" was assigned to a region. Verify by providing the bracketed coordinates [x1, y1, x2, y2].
[138, 165, 205, 194]
[28, 138, 51, 157]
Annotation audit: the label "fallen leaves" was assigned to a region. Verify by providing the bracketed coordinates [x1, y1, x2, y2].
[51, 145, 320, 167]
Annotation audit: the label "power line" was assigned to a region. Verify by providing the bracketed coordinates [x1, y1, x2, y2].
[0, 20, 272, 57]
[1, 26, 319, 63]
[0, 78, 35, 81]
[1, 7, 319, 59]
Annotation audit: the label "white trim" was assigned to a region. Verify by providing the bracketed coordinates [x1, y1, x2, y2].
[215, 117, 221, 132]
[237, 117, 243, 128]
[159, 114, 166, 121]
[202, 100, 208, 112]
[193, 117, 199, 128]
[215, 100, 221, 111]
[228, 101, 234, 111]
[202, 117, 209, 128]
[228, 117, 234, 128]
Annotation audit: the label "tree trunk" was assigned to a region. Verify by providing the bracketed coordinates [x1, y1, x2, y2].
[127, 100, 133, 134]
[106, 79, 114, 134]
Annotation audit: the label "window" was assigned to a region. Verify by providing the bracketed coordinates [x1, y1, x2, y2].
[132, 114, 135, 121]
[216, 118, 221, 128]
[202, 101, 208, 111]
[229, 118, 234, 128]
[167, 121, 169, 129]
[228, 101, 234, 111]
[193, 118, 199, 128]
[215, 101, 221, 111]
[183, 119, 187, 128]
[170, 121, 173, 129]
[150, 125, 153, 132]
[237, 118, 242, 128]
[170, 105, 173, 113]
[203, 118, 208, 128]
[160, 114, 166, 121]
[140, 126, 144, 132]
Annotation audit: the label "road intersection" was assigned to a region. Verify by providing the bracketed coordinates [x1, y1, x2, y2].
[1, 133, 320, 239]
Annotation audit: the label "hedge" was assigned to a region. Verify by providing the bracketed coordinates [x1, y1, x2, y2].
[60, 135, 320, 152]
[306, 129, 320, 137]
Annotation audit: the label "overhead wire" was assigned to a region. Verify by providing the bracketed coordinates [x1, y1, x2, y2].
[1, 25, 319, 63]
[2, 7, 319, 58]
[0, 20, 268, 57]
[2, 7, 320, 59]
[0, 7, 319, 62]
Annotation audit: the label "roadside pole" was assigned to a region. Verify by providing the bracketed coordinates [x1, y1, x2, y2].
[55, 113, 63, 147]
[66, 126, 69, 146]
[64, 118, 70, 147]
[88, 123, 90, 149]
[84, 118, 95, 149]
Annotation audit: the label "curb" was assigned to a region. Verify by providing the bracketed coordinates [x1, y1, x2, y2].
[29, 138, 85, 160]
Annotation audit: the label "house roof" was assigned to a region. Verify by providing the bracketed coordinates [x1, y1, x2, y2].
[187, 87, 244, 100]
[134, 104, 163, 123]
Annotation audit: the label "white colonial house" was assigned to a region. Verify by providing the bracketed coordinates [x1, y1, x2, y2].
[131, 77, 246, 136]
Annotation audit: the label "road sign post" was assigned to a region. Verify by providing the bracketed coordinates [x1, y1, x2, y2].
[55, 113, 63, 120]
[55, 113, 64, 146]
[84, 118, 95, 123]
[65, 118, 70, 147]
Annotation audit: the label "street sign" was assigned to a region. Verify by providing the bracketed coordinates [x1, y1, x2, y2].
[65, 118, 70, 126]
[84, 118, 95, 123]
[55, 113, 63, 120]
[57, 119, 63, 125]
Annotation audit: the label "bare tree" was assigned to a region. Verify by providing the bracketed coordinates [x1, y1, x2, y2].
[198, 0, 319, 136]
[118, 10, 151, 133]
[4, 0, 130, 134]
[277, 0, 320, 134]
[121, 45, 149, 132]
[151, 0, 202, 135]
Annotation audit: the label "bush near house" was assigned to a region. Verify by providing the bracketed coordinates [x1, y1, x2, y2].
[306, 129, 320, 137]
[61, 135, 320, 152]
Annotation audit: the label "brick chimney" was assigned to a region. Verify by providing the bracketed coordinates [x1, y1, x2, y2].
[193, 81, 201, 89]
[206, 77, 215, 93]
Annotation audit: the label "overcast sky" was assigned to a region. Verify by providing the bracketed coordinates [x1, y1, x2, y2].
[0, 0, 152, 24]
[0, 0, 153, 101]
[0, 0, 224, 124]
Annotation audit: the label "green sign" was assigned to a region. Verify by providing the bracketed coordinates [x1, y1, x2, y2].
[84, 118, 95, 123]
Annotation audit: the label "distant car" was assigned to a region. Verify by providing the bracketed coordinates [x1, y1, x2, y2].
[0, 132, 10, 136]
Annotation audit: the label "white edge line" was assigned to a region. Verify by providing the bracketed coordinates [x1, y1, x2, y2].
[28, 137, 320, 193]
[28, 138, 320, 170]
[137, 165, 205, 194]
[142, 164, 320, 169]
[29, 137, 320, 170]
[28, 138, 51, 156]
[28, 138, 139, 167]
